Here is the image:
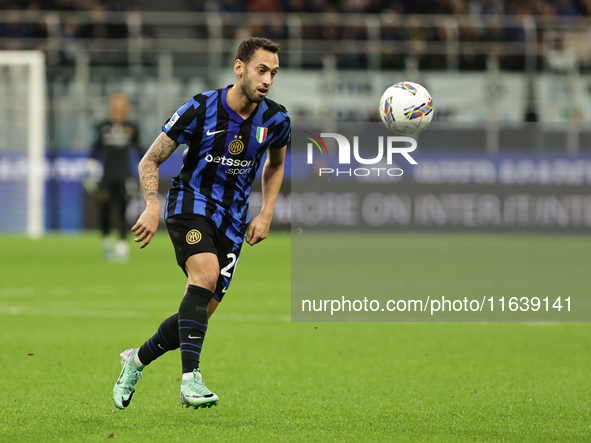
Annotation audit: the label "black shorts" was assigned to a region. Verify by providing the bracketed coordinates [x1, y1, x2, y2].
[165, 214, 243, 302]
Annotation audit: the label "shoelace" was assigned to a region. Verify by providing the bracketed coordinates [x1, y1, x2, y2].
[187, 371, 211, 396]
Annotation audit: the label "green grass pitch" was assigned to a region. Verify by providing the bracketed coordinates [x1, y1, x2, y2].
[0, 231, 590, 442]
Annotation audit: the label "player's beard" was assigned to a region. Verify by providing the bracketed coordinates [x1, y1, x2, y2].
[240, 70, 266, 104]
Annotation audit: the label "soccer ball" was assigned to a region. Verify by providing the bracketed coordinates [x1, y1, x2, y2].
[379, 81, 434, 135]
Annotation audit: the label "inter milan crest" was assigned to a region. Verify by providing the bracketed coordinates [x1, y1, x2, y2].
[186, 229, 202, 244]
[229, 135, 244, 155]
[256, 127, 268, 143]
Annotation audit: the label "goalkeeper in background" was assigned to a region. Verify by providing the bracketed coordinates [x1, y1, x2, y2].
[86, 93, 143, 262]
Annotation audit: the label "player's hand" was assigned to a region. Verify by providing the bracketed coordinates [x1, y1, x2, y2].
[246, 213, 272, 246]
[132, 205, 160, 249]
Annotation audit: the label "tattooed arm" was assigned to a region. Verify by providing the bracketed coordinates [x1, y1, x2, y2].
[132, 132, 179, 248]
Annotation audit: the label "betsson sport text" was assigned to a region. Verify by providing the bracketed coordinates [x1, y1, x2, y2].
[301, 296, 571, 316]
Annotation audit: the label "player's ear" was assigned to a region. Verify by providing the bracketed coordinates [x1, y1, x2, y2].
[234, 59, 244, 77]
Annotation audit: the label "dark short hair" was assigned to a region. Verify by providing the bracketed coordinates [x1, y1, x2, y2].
[235, 37, 280, 64]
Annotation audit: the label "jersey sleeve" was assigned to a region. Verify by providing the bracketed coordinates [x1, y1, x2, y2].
[271, 112, 291, 149]
[162, 98, 200, 145]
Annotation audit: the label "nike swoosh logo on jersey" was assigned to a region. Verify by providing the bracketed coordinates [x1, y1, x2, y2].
[188, 334, 202, 339]
[157, 344, 166, 351]
[206, 129, 226, 136]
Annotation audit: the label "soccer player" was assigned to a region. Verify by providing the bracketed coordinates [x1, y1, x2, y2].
[112, 37, 290, 410]
[87, 93, 143, 262]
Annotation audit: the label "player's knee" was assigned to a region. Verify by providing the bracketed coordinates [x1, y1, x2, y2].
[200, 270, 219, 292]
[187, 268, 218, 293]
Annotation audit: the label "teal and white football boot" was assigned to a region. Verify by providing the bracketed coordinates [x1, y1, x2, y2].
[112, 348, 143, 410]
[179, 369, 219, 409]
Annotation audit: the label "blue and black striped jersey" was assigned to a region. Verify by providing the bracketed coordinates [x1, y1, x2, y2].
[163, 85, 290, 244]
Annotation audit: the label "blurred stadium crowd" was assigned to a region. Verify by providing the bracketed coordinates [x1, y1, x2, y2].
[0, 0, 139, 12]
[2, 0, 589, 16]
[1, 0, 590, 71]
[0, 1, 137, 43]
[213, 0, 587, 16]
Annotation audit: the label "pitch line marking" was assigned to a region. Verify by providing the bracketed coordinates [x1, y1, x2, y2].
[0, 282, 289, 298]
[0, 306, 290, 322]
